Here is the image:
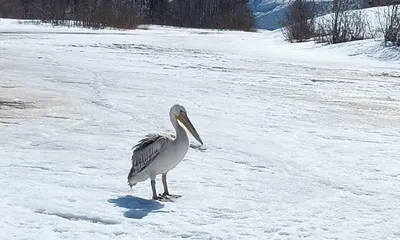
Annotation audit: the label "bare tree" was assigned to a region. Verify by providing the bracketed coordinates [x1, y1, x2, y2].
[0, 0, 25, 18]
[281, 0, 316, 42]
[315, 0, 369, 44]
[165, 0, 254, 31]
[376, 3, 400, 46]
[214, 0, 255, 31]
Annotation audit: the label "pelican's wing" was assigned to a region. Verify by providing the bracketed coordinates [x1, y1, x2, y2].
[128, 133, 170, 179]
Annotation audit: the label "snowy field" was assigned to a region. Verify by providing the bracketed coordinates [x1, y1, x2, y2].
[1, 19, 400, 239]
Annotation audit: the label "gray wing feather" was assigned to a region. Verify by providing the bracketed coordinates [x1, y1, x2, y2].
[128, 133, 169, 180]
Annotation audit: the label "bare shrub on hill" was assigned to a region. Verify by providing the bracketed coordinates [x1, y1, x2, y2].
[315, 0, 370, 44]
[376, 3, 400, 46]
[281, 0, 317, 42]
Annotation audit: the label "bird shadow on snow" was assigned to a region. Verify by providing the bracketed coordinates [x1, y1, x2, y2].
[108, 195, 167, 219]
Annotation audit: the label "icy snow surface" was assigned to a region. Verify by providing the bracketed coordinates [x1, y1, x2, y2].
[1, 19, 400, 239]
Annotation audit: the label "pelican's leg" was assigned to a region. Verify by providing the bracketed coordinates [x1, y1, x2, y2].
[151, 179, 172, 202]
[160, 173, 182, 198]
[147, 171, 162, 200]
[161, 173, 170, 196]
[150, 179, 160, 200]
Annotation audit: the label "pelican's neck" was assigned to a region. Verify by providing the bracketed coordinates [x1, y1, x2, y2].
[171, 117, 188, 142]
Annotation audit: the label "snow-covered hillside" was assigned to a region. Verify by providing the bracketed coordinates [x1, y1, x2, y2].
[249, 0, 333, 30]
[249, 0, 289, 29]
[1, 19, 400, 239]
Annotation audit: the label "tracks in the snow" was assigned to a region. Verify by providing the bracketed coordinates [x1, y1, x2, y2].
[34, 209, 119, 225]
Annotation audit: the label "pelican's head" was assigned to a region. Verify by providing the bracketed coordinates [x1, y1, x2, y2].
[170, 104, 203, 145]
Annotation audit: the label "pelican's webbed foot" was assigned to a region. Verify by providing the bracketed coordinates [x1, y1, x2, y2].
[161, 174, 182, 199]
[153, 194, 173, 202]
[160, 192, 182, 198]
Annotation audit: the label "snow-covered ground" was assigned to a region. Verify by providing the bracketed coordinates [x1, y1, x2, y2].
[1, 19, 400, 239]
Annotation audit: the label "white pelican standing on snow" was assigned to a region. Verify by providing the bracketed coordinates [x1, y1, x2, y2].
[127, 104, 203, 201]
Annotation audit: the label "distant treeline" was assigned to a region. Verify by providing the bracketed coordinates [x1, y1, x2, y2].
[0, 0, 255, 31]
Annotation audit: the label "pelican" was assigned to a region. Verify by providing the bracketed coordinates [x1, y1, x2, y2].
[127, 104, 203, 201]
